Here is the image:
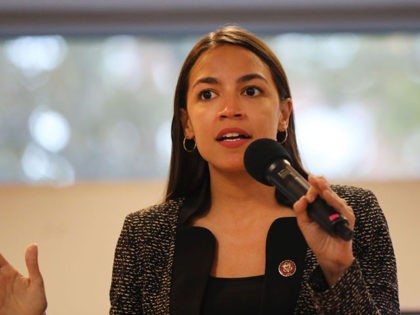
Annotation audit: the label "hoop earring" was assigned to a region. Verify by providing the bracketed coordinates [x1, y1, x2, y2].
[183, 137, 197, 152]
[277, 129, 288, 145]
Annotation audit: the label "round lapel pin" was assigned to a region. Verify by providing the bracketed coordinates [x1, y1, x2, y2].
[278, 259, 296, 277]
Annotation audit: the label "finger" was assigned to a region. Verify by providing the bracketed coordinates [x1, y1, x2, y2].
[306, 175, 321, 203]
[308, 176, 355, 229]
[308, 175, 350, 212]
[308, 175, 330, 193]
[322, 190, 355, 228]
[25, 243, 43, 282]
[0, 252, 10, 268]
[293, 196, 312, 224]
[308, 175, 352, 215]
[321, 189, 352, 214]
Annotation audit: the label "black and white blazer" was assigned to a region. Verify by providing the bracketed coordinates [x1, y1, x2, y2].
[110, 185, 399, 314]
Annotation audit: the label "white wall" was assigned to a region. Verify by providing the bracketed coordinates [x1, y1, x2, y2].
[0, 180, 419, 314]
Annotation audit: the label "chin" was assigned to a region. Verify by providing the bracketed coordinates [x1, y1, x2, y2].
[212, 161, 246, 174]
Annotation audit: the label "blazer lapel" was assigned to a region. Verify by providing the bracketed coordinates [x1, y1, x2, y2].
[170, 226, 215, 315]
[260, 217, 307, 315]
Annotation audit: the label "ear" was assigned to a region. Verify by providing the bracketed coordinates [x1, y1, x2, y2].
[278, 98, 293, 131]
[180, 108, 194, 139]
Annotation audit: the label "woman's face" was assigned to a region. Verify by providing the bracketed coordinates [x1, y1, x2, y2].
[182, 44, 292, 173]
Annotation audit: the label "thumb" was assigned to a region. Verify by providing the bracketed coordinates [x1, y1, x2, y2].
[0, 251, 10, 268]
[25, 243, 43, 282]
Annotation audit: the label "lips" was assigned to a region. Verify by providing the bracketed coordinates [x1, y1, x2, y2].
[216, 128, 251, 142]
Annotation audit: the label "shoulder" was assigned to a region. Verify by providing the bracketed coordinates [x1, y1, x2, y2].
[121, 198, 185, 239]
[331, 184, 387, 233]
[331, 184, 375, 203]
[331, 184, 381, 217]
[332, 184, 391, 249]
[126, 198, 184, 223]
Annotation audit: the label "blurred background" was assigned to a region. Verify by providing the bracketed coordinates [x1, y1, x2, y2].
[0, 0, 419, 314]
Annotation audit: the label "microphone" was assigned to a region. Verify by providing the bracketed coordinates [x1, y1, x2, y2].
[244, 138, 353, 241]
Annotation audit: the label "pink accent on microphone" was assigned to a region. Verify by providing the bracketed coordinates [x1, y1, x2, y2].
[329, 213, 340, 221]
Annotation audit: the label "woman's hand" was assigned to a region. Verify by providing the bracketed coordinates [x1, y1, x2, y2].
[0, 244, 47, 315]
[293, 175, 355, 287]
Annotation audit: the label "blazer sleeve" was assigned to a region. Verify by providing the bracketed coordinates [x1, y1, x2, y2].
[305, 187, 399, 314]
[110, 213, 143, 315]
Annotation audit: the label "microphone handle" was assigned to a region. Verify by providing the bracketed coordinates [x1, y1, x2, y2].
[309, 197, 353, 241]
[267, 160, 353, 241]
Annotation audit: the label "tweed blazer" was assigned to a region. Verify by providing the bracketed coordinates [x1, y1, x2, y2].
[110, 185, 399, 314]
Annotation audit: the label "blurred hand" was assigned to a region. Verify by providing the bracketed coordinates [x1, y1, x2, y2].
[0, 244, 47, 315]
[293, 175, 355, 286]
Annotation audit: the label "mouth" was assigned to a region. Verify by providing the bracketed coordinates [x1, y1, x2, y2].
[216, 129, 251, 142]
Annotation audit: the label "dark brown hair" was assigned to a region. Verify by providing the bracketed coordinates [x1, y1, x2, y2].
[165, 25, 307, 212]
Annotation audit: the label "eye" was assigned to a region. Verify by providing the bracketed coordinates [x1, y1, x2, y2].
[243, 86, 262, 97]
[200, 90, 216, 100]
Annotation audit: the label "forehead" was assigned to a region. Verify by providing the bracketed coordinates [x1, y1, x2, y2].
[189, 45, 272, 81]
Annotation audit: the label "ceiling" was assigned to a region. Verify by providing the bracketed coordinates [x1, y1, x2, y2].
[0, 0, 419, 36]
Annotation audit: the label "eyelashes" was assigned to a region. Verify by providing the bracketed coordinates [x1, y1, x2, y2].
[199, 89, 217, 100]
[198, 86, 263, 101]
[242, 86, 262, 97]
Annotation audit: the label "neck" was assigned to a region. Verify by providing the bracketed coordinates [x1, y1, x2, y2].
[208, 167, 281, 220]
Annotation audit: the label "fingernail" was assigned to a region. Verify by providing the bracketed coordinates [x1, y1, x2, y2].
[307, 194, 315, 203]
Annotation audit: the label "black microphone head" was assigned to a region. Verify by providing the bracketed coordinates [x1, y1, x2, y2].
[244, 138, 291, 185]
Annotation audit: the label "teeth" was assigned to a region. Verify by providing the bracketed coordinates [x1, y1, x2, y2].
[220, 132, 248, 141]
[223, 133, 240, 139]
[224, 138, 239, 141]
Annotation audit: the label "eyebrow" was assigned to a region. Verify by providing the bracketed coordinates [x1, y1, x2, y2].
[192, 77, 218, 88]
[192, 73, 268, 88]
[238, 73, 268, 84]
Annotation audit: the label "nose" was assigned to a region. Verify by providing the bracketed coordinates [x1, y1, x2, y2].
[218, 97, 244, 119]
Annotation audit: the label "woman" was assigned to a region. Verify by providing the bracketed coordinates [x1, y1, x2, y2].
[110, 26, 399, 314]
[0, 26, 398, 315]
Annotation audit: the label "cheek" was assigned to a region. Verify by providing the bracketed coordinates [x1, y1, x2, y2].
[188, 111, 212, 137]
[252, 106, 281, 131]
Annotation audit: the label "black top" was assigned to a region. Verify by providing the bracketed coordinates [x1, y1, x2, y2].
[201, 275, 264, 315]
